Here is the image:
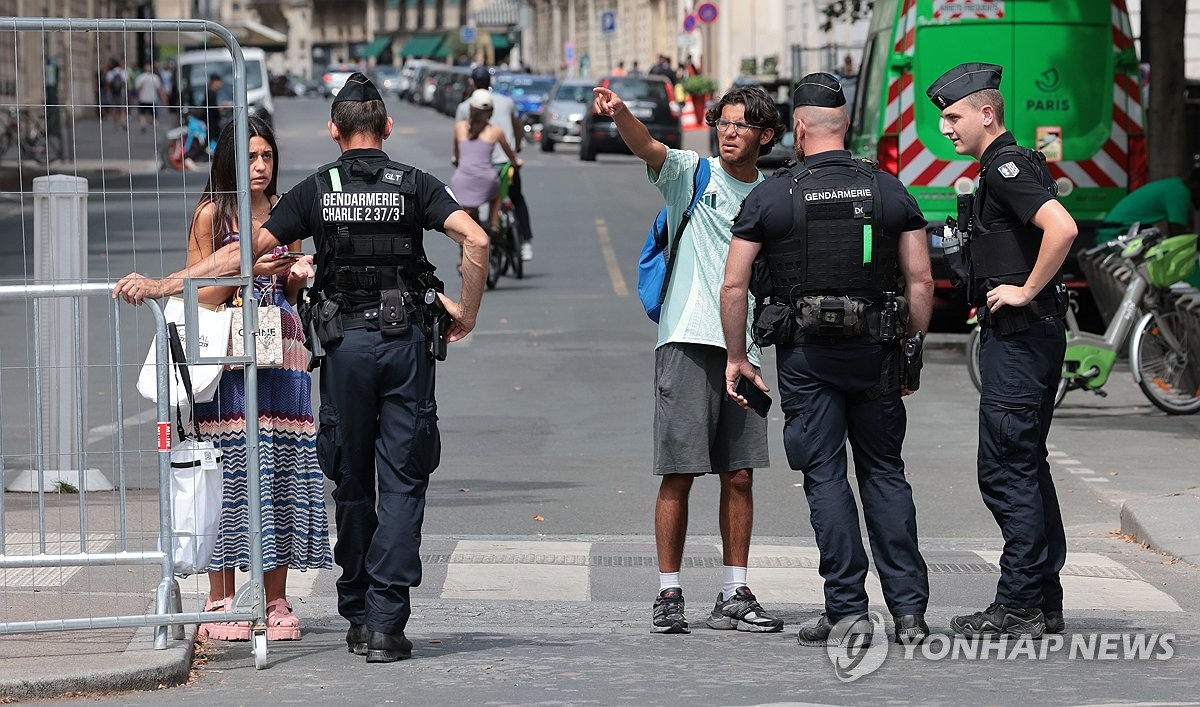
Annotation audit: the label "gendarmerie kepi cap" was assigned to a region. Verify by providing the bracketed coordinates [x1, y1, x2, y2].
[792, 72, 846, 108]
[926, 63, 1002, 109]
[332, 72, 383, 105]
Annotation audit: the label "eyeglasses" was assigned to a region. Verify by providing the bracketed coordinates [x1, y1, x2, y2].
[714, 119, 761, 134]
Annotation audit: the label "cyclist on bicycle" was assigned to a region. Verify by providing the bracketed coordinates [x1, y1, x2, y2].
[456, 66, 535, 261]
[452, 89, 520, 234]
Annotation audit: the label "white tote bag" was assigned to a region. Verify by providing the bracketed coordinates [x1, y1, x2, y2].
[168, 438, 224, 574]
[161, 321, 225, 574]
[137, 297, 232, 406]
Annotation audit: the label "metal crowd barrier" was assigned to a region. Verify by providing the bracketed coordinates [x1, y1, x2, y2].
[0, 17, 271, 669]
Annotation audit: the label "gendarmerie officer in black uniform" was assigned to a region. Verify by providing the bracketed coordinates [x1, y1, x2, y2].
[256, 73, 488, 662]
[927, 63, 1077, 639]
[112, 74, 488, 660]
[720, 73, 934, 647]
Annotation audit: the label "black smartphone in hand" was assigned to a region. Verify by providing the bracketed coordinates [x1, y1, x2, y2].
[735, 377, 772, 418]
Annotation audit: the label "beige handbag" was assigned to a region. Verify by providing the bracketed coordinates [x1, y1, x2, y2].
[229, 282, 285, 368]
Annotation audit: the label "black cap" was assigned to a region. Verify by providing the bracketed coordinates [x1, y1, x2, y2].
[926, 62, 1002, 109]
[792, 73, 846, 108]
[470, 65, 492, 86]
[332, 72, 382, 105]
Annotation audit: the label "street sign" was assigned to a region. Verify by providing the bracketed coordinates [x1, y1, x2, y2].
[460, 25, 477, 44]
[564, 40, 576, 65]
[696, 2, 719, 24]
[601, 10, 616, 34]
[682, 13, 697, 33]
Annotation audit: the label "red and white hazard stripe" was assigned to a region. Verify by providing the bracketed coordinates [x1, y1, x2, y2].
[886, 0, 1141, 191]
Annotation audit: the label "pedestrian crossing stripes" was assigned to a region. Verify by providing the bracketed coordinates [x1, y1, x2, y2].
[259, 539, 1183, 614]
[0, 533, 117, 587]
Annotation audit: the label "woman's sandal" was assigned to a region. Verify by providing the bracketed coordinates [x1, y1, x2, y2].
[198, 597, 251, 642]
[265, 598, 301, 641]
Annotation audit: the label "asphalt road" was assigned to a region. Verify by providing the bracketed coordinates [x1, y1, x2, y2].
[3, 95, 1199, 704]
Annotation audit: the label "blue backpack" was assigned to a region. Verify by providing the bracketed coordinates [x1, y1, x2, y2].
[637, 158, 711, 322]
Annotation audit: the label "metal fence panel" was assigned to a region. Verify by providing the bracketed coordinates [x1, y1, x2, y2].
[0, 17, 270, 669]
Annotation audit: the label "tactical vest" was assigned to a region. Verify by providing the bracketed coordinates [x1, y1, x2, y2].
[763, 160, 897, 302]
[969, 143, 1060, 303]
[313, 156, 428, 309]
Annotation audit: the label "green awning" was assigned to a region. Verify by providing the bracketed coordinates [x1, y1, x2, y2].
[399, 34, 443, 58]
[433, 38, 455, 59]
[490, 33, 510, 50]
[362, 35, 392, 59]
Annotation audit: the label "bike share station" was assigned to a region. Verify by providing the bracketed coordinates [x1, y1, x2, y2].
[0, 18, 276, 672]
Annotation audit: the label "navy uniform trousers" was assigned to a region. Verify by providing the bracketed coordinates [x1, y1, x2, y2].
[977, 315, 1067, 611]
[317, 319, 440, 636]
[777, 339, 929, 620]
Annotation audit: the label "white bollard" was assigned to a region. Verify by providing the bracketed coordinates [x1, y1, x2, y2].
[7, 175, 109, 492]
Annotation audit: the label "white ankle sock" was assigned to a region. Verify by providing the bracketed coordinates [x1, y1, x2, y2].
[722, 566, 748, 599]
[659, 572, 681, 592]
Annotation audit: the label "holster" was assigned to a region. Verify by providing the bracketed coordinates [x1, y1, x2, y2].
[315, 298, 344, 346]
[903, 331, 925, 391]
[297, 289, 327, 371]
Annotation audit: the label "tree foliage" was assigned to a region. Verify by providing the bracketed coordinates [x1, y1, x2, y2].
[819, 0, 875, 32]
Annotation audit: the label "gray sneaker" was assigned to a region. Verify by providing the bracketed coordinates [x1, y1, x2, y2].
[705, 586, 784, 632]
[652, 587, 689, 634]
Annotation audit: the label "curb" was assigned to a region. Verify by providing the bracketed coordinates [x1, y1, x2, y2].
[0, 624, 195, 700]
[1120, 493, 1200, 566]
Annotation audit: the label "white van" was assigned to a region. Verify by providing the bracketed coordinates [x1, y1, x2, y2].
[177, 47, 274, 127]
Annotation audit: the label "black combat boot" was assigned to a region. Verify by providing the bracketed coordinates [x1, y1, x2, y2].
[366, 630, 413, 663]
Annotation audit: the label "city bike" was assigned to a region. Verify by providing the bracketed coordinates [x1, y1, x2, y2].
[484, 163, 524, 290]
[0, 107, 54, 165]
[966, 225, 1200, 414]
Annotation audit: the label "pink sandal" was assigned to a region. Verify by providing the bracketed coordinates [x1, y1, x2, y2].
[198, 597, 251, 642]
[266, 598, 301, 641]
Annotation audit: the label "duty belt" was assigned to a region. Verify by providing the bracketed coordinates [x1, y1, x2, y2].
[340, 308, 380, 330]
[339, 292, 423, 330]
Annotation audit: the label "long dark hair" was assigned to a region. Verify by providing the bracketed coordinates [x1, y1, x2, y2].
[468, 105, 492, 140]
[196, 114, 279, 238]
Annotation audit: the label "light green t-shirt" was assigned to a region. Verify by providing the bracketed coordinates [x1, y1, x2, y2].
[649, 149, 763, 364]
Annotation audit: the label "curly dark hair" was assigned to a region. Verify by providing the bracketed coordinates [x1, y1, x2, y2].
[704, 85, 785, 156]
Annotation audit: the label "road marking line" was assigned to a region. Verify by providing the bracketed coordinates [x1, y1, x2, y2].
[733, 544, 883, 605]
[1082, 477, 1110, 483]
[1067, 468, 1095, 475]
[442, 540, 591, 600]
[595, 218, 628, 297]
[972, 551, 1181, 612]
[1048, 451, 1068, 457]
[1058, 459, 1081, 465]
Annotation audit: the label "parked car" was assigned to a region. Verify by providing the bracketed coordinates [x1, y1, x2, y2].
[541, 78, 597, 152]
[398, 59, 431, 100]
[433, 66, 471, 116]
[373, 65, 402, 95]
[504, 74, 557, 120]
[321, 63, 359, 98]
[580, 76, 681, 161]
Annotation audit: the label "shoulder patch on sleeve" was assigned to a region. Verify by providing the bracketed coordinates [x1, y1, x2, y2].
[997, 161, 1020, 179]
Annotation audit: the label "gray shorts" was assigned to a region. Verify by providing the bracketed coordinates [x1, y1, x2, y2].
[654, 342, 770, 475]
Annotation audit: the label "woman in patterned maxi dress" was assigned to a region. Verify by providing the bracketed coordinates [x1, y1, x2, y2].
[186, 116, 332, 641]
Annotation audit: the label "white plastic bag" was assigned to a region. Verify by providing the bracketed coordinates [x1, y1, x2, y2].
[137, 297, 231, 406]
[168, 438, 224, 574]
